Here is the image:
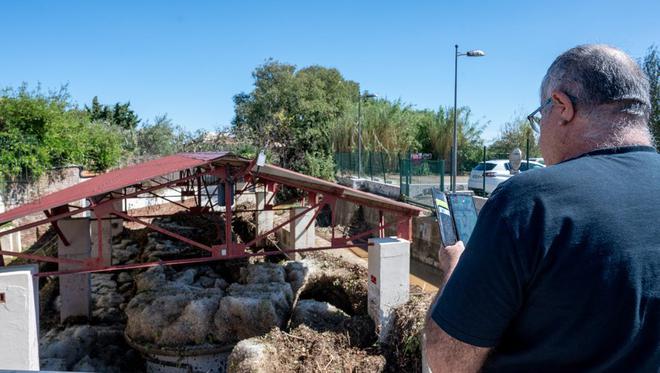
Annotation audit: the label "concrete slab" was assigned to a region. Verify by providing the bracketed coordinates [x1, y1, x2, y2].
[289, 207, 316, 260]
[0, 264, 40, 371]
[58, 218, 92, 322]
[255, 191, 274, 246]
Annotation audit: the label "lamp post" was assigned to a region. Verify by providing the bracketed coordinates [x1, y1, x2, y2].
[358, 91, 378, 178]
[452, 45, 485, 191]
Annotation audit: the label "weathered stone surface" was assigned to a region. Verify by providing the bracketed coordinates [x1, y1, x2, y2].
[135, 266, 169, 292]
[284, 260, 310, 295]
[290, 299, 350, 332]
[213, 282, 293, 344]
[240, 262, 286, 284]
[125, 287, 223, 347]
[214, 278, 229, 290]
[40, 325, 137, 372]
[197, 275, 215, 288]
[227, 339, 276, 373]
[117, 272, 132, 284]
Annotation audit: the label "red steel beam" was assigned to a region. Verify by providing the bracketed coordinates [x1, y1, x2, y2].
[0, 205, 90, 238]
[335, 216, 408, 245]
[43, 210, 71, 246]
[0, 166, 213, 239]
[304, 202, 326, 232]
[0, 250, 86, 266]
[35, 242, 369, 277]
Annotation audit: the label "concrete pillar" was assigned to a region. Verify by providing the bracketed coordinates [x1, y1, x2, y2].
[110, 193, 125, 239]
[0, 264, 40, 371]
[91, 219, 113, 266]
[255, 191, 274, 246]
[1, 223, 20, 256]
[367, 237, 410, 342]
[289, 207, 316, 260]
[58, 218, 92, 322]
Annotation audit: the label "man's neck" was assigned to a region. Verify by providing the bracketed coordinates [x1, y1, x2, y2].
[556, 128, 653, 164]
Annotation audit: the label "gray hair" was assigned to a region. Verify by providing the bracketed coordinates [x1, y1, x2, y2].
[541, 45, 651, 133]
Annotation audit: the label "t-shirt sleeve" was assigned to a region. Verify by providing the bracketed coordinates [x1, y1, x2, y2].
[431, 189, 528, 347]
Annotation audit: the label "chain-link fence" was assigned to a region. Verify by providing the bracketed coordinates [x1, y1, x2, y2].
[334, 152, 400, 183]
[399, 158, 445, 207]
[335, 151, 448, 208]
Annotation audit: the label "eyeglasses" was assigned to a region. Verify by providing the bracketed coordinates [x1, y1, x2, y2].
[527, 98, 552, 133]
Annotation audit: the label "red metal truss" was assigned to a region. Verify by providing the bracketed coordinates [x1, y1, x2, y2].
[0, 152, 423, 276]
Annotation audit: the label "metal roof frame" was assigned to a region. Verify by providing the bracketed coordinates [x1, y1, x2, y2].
[0, 152, 423, 275]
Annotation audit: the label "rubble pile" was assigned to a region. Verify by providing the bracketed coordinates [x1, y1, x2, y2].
[33, 214, 429, 372]
[40, 324, 141, 372]
[228, 325, 385, 373]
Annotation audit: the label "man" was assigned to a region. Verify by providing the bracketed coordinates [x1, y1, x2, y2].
[424, 44, 660, 372]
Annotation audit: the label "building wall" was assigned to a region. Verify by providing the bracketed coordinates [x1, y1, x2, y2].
[1, 167, 82, 249]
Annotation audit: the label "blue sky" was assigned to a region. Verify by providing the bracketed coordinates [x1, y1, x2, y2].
[1, 0, 658, 143]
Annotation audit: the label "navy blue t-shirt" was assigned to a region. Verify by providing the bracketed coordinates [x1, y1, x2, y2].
[432, 146, 660, 372]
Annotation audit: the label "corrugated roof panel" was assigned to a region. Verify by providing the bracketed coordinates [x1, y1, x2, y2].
[253, 164, 424, 215]
[0, 152, 235, 224]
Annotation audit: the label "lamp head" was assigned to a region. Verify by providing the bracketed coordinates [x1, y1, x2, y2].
[466, 50, 486, 57]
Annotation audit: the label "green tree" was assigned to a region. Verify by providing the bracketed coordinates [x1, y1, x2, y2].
[641, 45, 659, 141]
[85, 96, 140, 130]
[84, 121, 123, 172]
[415, 107, 484, 171]
[0, 85, 124, 182]
[136, 114, 186, 156]
[488, 116, 540, 159]
[233, 60, 357, 179]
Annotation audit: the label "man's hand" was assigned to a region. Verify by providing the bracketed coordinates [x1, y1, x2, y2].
[439, 241, 465, 283]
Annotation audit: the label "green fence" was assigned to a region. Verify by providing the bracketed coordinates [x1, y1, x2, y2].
[335, 151, 447, 207]
[334, 152, 400, 183]
[399, 158, 445, 207]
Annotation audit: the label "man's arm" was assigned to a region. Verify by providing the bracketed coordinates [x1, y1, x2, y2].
[423, 241, 491, 372]
[424, 318, 490, 373]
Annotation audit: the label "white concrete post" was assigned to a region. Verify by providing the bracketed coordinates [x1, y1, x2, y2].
[58, 218, 92, 322]
[91, 219, 113, 266]
[255, 191, 274, 246]
[0, 264, 40, 371]
[367, 237, 410, 342]
[289, 207, 316, 260]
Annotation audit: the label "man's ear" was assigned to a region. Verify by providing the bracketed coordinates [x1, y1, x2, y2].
[551, 91, 575, 124]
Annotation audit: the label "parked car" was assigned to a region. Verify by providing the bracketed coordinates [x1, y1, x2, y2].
[468, 159, 545, 194]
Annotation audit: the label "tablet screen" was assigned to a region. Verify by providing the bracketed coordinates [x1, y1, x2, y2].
[432, 188, 457, 246]
[447, 193, 478, 244]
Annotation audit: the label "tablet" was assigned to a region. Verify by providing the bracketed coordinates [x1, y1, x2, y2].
[447, 192, 479, 244]
[432, 189, 479, 246]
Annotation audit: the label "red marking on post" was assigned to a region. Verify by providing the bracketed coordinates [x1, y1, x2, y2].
[371, 275, 377, 284]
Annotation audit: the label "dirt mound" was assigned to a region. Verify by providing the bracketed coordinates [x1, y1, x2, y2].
[228, 325, 385, 373]
[298, 252, 368, 316]
[383, 291, 434, 372]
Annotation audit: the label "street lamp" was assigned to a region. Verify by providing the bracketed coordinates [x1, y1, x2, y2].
[452, 45, 485, 191]
[358, 91, 378, 179]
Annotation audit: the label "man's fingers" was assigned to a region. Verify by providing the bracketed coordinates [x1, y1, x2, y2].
[438, 241, 466, 275]
[442, 240, 465, 254]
